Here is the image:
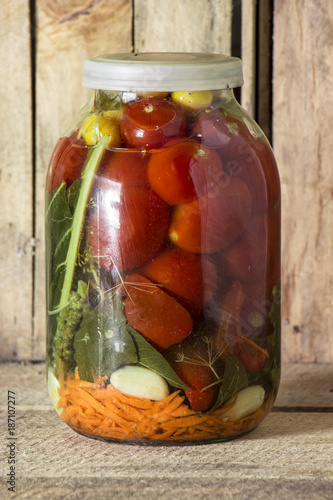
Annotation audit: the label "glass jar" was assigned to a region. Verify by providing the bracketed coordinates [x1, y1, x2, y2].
[46, 53, 280, 444]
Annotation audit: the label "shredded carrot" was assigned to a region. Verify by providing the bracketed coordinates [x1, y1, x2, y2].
[105, 387, 154, 410]
[57, 372, 273, 442]
[171, 405, 196, 418]
[161, 414, 208, 429]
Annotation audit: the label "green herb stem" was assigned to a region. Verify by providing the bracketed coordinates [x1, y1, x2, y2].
[57, 136, 110, 311]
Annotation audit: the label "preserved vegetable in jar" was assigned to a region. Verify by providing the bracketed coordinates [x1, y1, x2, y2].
[45, 53, 281, 443]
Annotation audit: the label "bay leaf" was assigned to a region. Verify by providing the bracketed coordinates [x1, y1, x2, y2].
[210, 355, 248, 412]
[127, 326, 189, 390]
[74, 294, 138, 382]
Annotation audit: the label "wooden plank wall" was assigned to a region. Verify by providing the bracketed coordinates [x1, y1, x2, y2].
[0, 0, 332, 363]
[273, 0, 333, 362]
[0, 1, 33, 359]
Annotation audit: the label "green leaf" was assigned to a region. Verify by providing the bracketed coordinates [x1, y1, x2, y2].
[127, 326, 189, 390]
[67, 178, 81, 213]
[96, 90, 122, 111]
[46, 182, 73, 246]
[210, 355, 248, 412]
[45, 182, 74, 312]
[74, 294, 138, 382]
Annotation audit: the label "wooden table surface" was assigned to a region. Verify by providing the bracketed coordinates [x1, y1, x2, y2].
[0, 363, 332, 499]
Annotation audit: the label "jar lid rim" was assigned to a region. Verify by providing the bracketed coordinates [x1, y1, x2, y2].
[82, 52, 243, 91]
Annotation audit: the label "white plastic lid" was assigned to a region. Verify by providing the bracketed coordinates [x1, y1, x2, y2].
[82, 52, 243, 92]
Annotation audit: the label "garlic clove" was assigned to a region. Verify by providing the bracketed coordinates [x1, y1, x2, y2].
[110, 365, 169, 401]
[223, 385, 265, 421]
[47, 368, 63, 415]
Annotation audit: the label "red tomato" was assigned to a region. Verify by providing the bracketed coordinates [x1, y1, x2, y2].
[184, 387, 217, 412]
[120, 98, 187, 149]
[240, 280, 272, 341]
[123, 274, 193, 350]
[191, 108, 248, 152]
[211, 281, 244, 358]
[191, 109, 280, 214]
[141, 247, 217, 314]
[100, 149, 150, 187]
[164, 335, 220, 411]
[147, 138, 223, 205]
[47, 136, 87, 192]
[210, 281, 269, 371]
[240, 269, 280, 341]
[228, 136, 280, 215]
[169, 176, 252, 254]
[220, 215, 271, 283]
[89, 182, 170, 272]
[235, 337, 268, 371]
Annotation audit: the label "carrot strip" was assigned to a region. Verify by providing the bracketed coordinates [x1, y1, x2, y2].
[84, 406, 96, 416]
[65, 405, 82, 417]
[213, 396, 238, 416]
[69, 416, 79, 427]
[152, 394, 186, 420]
[136, 422, 160, 438]
[57, 397, 68, 409]
[240, 336, 269, 358]
[65, 379, 98, 390]
[112, 401, 146, 423]
[149, 429, 177, 440]
[80, 415, 102, 426]
[105, 398, 143, 422]
[158, 414, 209, 429]
[172, 427, 189, 437]
[152, 390, 181, 411]
[107, 387, 154, 410]
[171, 405, 196, 418]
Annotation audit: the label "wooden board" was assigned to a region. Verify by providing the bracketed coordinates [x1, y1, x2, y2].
[33, 0, 133, 359]
[0, 1, 33, 360]
[134, 0, 233, 54]
[0, 363, 332, 499]
[275, 363, 333, 408]
[273, 0, 333, 362]
[2, 413, 332, 499]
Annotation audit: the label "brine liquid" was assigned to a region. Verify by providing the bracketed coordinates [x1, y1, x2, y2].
[46, 89, 280, 443]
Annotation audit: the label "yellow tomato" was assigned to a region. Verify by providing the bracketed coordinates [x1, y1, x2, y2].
[137, 91, 170, 99]
[171, 91, 213, 111]
[80, 112, 122, 147]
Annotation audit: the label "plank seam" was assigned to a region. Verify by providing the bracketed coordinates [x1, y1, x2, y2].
[30, 0, 37, 359]
[132, 0, 135, 52]
[255, 0, 273, 143]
